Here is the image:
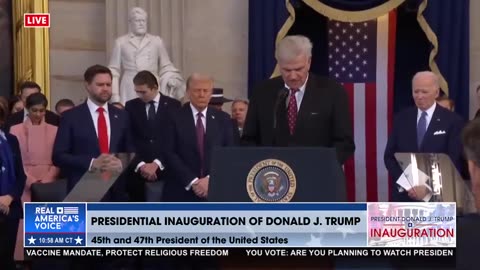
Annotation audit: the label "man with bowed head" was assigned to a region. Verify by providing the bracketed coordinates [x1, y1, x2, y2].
[53, 64, 134, 202]
[384, 71, 464, 202]
[242, 35, 355, 165]
[163, 73, 234, 202]
[109, 7, 185, 104]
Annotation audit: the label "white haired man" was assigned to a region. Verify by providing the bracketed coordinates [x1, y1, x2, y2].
[384, 71, 465, 202]
[242, 35, 355, 165]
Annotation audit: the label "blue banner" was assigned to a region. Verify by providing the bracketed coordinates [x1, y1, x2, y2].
[24, 202, 455, 249]
[24, 203, 87, 247]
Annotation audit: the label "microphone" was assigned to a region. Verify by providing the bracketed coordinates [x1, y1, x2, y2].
[273, 87, 289, 130]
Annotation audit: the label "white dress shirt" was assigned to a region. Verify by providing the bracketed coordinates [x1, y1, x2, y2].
[87, 98, 111, 170]
[284, 75, 308, 112]
[135, 93, 166, 173]
[185, 104, 209, 190]
[416, 102, 436, 129]
[23, 109, 29, 122]
[145, 93, 160, 115]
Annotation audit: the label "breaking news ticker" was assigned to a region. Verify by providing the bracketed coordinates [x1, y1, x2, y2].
[25, 247, 454, 258]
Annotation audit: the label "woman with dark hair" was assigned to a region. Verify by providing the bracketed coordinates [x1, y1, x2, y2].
[8, 95, 23, 114]
[0, 99, 26, 269]
[9, 92, 59, 261]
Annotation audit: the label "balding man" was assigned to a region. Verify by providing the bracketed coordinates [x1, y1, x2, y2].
[384, 71, 465, 202]
[163, 73, 234, 202]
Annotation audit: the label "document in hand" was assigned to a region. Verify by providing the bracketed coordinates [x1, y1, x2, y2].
[396, 163, 430, 191]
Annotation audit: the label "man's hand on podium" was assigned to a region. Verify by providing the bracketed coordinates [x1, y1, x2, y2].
[91, 154, 110, 171]
[92, 154, 123, 173]
[407, 185, 430, 201]
[103, 155, 123, 173]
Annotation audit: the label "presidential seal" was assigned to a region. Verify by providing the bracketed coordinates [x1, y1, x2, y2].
[246, 159, 296, 202]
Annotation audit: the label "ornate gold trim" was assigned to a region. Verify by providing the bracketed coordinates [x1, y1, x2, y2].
[12, 0, 50, 103]
[270, 0, 296, 78]
[302, 0, 404, 22]
[416, 0, 448, 95]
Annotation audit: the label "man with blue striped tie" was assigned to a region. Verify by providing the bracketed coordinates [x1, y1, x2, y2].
[384, 71, 465, 202]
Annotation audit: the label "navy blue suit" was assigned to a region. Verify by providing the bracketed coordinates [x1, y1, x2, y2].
[457, 214, 480, 270]
[0, 133, 26, 268]
[164, 104, 235, 202]
[125, 95, 180, 201]
[52, 102, 134, 201]
[384, 105, 465, 202]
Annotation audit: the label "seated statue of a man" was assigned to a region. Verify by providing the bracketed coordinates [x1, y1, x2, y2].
[108, 7, 185, 103]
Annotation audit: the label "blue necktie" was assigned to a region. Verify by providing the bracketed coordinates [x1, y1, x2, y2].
[417, 111, 427, 148]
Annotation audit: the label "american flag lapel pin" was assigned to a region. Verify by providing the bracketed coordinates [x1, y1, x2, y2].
[114, 114, 118, 119]
[212, 115, 215, 119]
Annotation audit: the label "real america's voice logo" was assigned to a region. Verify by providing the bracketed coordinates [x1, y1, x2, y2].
[34, 206, 80, 230]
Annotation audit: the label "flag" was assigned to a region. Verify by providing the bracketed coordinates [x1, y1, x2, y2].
[62, 207, 79, 215]
[328, 12, 397, 202]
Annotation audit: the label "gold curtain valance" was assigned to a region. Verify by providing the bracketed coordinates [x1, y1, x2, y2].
[271, 0, 296, 78]
[12, 0, 50, 102]
[302, 0, 405, 22]
[416, 0, 448, 95]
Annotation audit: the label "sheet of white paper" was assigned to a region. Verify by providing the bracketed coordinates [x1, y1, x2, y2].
[396, 163, 431, 190]
[396, 173, 412, 191]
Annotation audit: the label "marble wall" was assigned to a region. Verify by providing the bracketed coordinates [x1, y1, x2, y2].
[50, 0, 106, 107]
[470, 0, 480, 118]
[50, 0, 249, 112]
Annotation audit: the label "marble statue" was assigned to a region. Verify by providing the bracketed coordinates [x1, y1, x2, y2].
[108, 7, 185, 103]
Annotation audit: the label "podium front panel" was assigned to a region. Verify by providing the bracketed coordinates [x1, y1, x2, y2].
[208, 147, 346, 202]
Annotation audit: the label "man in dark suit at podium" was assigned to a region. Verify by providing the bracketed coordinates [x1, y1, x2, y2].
[125, 70, 180, 202]
[384, 71, 464, 202]
[164, 73, 234, 202]
[242, 35, 355, 165]
[52, 65, 134, 202]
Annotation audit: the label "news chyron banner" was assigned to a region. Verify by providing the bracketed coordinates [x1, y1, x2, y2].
[24, 203, 455, 258]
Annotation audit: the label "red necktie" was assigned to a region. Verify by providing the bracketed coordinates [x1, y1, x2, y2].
[97, 107, 109, 153]
[287, 89, 299, 135]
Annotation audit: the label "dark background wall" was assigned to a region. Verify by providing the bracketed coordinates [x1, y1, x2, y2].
[0, 0, 13, 97]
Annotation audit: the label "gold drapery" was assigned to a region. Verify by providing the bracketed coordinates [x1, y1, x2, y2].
[12, 0, 50, 102]
[416, 0, 448, 96]
[302, 0, 405, 22]
[270, 0, 296, 78]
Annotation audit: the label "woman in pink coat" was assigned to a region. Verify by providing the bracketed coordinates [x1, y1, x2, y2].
[10, 92, 60, 261]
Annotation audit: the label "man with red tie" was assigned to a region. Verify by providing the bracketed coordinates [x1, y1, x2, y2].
[242, 35, 355, 165]
[52, 64, 134, 202]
